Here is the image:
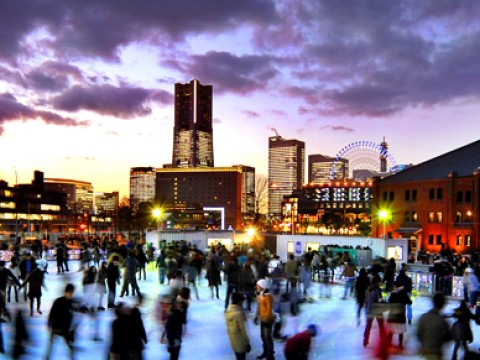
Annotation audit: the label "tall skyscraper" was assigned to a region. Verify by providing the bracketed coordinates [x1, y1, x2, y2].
[172, 79, 214, 168]
[268, 135, 305, 216]
[308, 154, 349, 183]
[130, 167, 156, 213]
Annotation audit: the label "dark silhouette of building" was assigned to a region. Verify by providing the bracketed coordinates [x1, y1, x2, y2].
[172, 79, 214, 168]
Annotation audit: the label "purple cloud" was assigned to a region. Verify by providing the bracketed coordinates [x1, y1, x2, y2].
[0, 1, 277, 62]
[0, 93, 87, 135]
[321, 125, 355, 133]
[242, 110, 260, 118]
[52, 84, 170, 118]
[25, 61, 84, 92]
[169, 51, 279, 95]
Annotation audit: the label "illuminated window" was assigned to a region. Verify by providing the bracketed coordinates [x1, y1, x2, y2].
[41, 204, 60, 211]
[456, 211, 463, 223]
[412, 212, 418, 221]
[466, 235, 471, 247]
[0, 202, 15, 209]
[456, 235, 462, 246]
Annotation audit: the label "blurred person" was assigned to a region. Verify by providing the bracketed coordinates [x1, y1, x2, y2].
[7, 260, 21, 303]
[285, 254, 298, 294]
[383, 258, 396, 292]
[177, 287, 190, 335]
[387, 280, 412, 349]
[395, 266, 413, 324]
[254, 279, 275, 360]
[155, 294, 173, 344]
[318, 256, 332, 299]
[20, 266, 47, 316]
[165, 297, 184, 360]
[56, 242, 65, 274]
[128, 296, 148, 359]
[45, 283, 76, 360]
[299, 261, 312, 300]
[206, 255, 221, 299]
[224, 256, 241, 310]
[165, 252, 178, 284]
[341, 259, 357, 300]
[186, 261, 199, 300]
[12, 310, 29, 359]
[136, 246, 148, 281]
[355, 268, 370, 326]
[156, 249, 167, 285]
[109, 303, 129, 359]
[449, 301, 478, 360]
[284, 324, 318, 360]
[225, 292, 251, 360]
[96, 260, 108, 310]
[120, 251, 141, 297]
[363, 275, 386, 348]
[19, 251, 36, 301]
[239, 263, 256, 311]
[169, 271, 184, 299]
[93, 246, 101, 269]
[36, 251, 48, 273]
[107, 255, 121, 309]
[463, 267, 479, 308]
[417, 292, 452, 360]
[62, 242, 70, 272]
[0, 260, 21, 319]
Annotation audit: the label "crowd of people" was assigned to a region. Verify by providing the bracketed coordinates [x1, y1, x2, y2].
[2, 237, 480, 359]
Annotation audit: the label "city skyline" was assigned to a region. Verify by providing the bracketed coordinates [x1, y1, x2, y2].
[1, 1, 480, 197]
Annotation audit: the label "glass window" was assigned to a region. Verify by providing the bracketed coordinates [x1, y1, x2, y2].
[389, 191, 394, 201]
[437, 212, 443, 223]
[405, 190, 410, 201]
[456, 235, 462, 246]
[456, 210, 463, 223]
[383, 192, 387, 201]
[429, 188, 435, 200]
[412, 212, 418, 222]
[466, 235, 471, 247]
[437, 188, 443, 200]
[404, 212, 411, 223]
[436, 234, 442, 245]
[412, 190, 417, 201]
[428, 212, 435, 223]
[465, 191, 472, 202]
[428, 234, 434, 245]
[457, 191, 463, 202]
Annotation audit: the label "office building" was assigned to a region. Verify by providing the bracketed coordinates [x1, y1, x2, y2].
[0, 171, 68, 240]
[130, 167, 156, 212]
[172, 79, 214, 168]
[44, 177, 94, 214]
[155, 166, 255, 230]
[268, 135, 305, 216]
[373, 139, 480, 253]
[92, 191, 119, 233]
[308, 154, 349, 183]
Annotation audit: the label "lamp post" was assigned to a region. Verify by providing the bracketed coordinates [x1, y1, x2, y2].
[378, 210, 389, 239]
[152, 208, 162, 246]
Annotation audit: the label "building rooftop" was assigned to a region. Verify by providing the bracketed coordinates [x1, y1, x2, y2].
[380, 139, 480, 184]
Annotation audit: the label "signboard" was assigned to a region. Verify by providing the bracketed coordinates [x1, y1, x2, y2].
[295, 240, 302, 255]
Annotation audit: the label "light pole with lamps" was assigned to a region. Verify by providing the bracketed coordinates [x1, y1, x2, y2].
[378, 209, 390, 239]
[152, 208, 163, 248]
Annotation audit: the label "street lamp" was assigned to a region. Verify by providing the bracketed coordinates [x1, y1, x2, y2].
[378, 209, 390, 239]
[152, 208, 162, 230]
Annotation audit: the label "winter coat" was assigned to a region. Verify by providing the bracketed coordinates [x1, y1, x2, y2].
[256, 291, 275, 323]
[387, 290, 412, 324]
[225, 304, 250, 353]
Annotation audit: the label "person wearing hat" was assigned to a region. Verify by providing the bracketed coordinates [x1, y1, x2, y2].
[254, 279, 275, 360]
[225, 292, 251, 360]
[284, 324, 318, 360]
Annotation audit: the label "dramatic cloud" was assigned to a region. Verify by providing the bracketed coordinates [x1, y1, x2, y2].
[24, 61, 84, 92]
[168, 51, 279, 95]
[0, 93, 87, 135]
[0, 0, 277, 62]
[52, 84, 171, 118]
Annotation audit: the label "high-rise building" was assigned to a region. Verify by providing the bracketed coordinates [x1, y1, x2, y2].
[268, 135, 305, 216]
[92, 191, 119, 233]
[130, 167, 156, 213]
[172, 79, 214, 168]
[44, 177, 94, 214]
[155, 166, 255, 230]
[308, 154, 349, 183]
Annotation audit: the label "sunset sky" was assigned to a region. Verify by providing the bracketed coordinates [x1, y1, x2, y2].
[1, 1, 480, 197]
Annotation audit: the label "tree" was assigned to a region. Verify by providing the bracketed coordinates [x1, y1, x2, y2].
[255, 174, 268, 215]
[117, 196, 132, 237]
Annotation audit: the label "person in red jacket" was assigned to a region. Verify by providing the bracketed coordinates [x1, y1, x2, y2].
[284, 324, 318, 360]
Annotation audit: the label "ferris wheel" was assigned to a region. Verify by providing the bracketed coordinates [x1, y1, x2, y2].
[329, 140, 397, 179]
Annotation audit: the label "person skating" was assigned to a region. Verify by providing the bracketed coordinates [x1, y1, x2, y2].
[45, 283, 76, 360]
[107, 256, 121, 308]
[284, 324, 318, 360]
[387, 280, 412, 349]
[225, 292, 251, 360]
[254, 279, 275, 360]
[363, 275, 386, 348]
[20, 266, 47, 316]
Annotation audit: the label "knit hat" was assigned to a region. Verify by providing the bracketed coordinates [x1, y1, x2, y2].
[307, 324, 318, 337]
[256, 279, 268, 290]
